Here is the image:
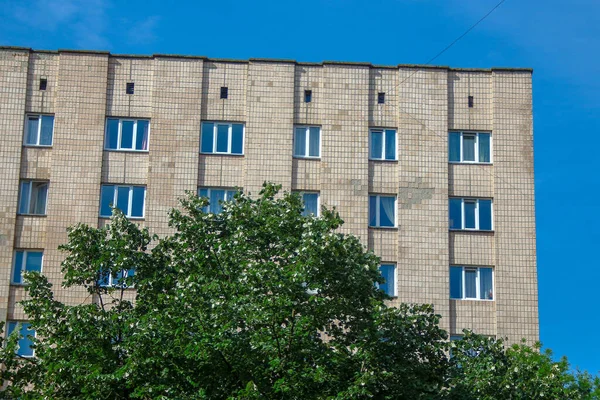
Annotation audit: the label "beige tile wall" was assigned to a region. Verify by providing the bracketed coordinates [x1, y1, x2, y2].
[0, 49, 538, 344]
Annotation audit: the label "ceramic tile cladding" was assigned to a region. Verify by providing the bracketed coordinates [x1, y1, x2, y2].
[0, 49, 538, 345]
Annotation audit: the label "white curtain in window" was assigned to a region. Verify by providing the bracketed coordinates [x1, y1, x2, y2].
[464, 268, 477, 298]
[479, 268, 493, 299]
[380, 196, 395, 227]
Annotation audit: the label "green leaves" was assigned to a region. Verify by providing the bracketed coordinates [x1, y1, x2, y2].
[0, 183, 597, 399]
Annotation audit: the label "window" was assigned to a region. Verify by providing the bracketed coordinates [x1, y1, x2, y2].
[18, 181, 48, 215]
[99, 268, 135, 288]
[126, 82, 135, 94]
[12, 250, 43, 285]
[220, 87, 228, 99]
[100, 185, 146, 218]
[369, 129, 396, 160]
[369, 195, 396, 228]
[449, 198, 492, 231]
[468, 95, 474, 108]
[201, 122, 244, 155]
[304, 90, 312, 103]
[293, 126, 320, 158]
[6, 321, 36, 357]
[105, 118, 150, 151]
[378, 264, 396, 296]
[450, 266, 494, 300]
[295, 192, 319, 216]
[448, 132, 491, 163]
[377, 92, 385, 104]
[24, 114, 54, 146]
[39, 78, 47, 91]
[198, 187, 237, 214]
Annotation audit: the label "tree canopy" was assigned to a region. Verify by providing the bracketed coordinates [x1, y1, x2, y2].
[0, 183, 598, 399]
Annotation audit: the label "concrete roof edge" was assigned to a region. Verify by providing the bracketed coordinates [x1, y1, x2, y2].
[58, 49, 110, 55]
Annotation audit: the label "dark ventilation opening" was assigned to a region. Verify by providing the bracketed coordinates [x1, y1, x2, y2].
[126, 82, 135, 95]
[304, 90, 312, 103]
[377, 92, 385, 104]
[220, 87, 228, 99]
[39, 78, 47, 91]
[468, 95, 474, 108]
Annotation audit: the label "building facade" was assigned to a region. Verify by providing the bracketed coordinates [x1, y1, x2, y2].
[0, 47, 538, 349]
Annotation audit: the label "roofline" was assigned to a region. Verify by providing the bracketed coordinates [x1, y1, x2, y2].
[0, 46, 533, 73]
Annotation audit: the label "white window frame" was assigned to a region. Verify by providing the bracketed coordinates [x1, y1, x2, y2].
[295, 191, 320, 217]
[450, 198, 493, 231]
[198, 187, 238, 213]
[98, 268, 135, 288]
[378, 263, 397, 297]
[24, 114, 54, 147]
[369, 128, 397, 161]
[369, 194, 397, 228]
[18, 180, 49, 216]
[293, 125, 321, 159]
[11, 250, 43, 285]
[449, 131, 493, 164]
[200, 122, 245, 155]
[450, 266, 494, 301]
[104, 118, 150, 152]
[6, 321, 36, 358]
[100, 185, 146, 219]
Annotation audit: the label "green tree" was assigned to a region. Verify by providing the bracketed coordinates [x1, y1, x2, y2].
[448, 331, 600, 400]
[0, 183, 451, 399]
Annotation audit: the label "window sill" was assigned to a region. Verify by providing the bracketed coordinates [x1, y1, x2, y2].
[200, 152, 244, 157]
[369, 158, 398, 163]
[99, 216, 145, 221]
[104, 149, 149, 154]
[449, 161, 493, 165]
[449, 229, 494, 234]
[450, 298, 495, 302]
[369, 226, 399, 231]
[293, 156, 321, 160]
[23, 144, 53, 149]
[17, 214, 47, 218]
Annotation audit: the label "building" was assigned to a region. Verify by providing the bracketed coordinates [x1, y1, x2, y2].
[0, 46, 538, 353]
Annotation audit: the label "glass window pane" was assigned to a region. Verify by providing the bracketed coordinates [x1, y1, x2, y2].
[13, 251, 24, 284]
[379, 196, 395, 227]
[463, 134, 475, 161]
[40, 115, 54, 146]
[302, 193, 319, 216]
[478, 199, 492, 231]
[100, 185, 114, 217]
[449, 198, 462, 229]
[106, 119, 119, 149]
[480, 268, 493, 300]
[136, 120, 149, 150]
[369, 195, 377, 227]
[370, 130, 383, 159]
[121, 120, 134, 149]
[19, 181, 31, 214]
[225, 190, 237, 201]
[464, 269, 477, 298]
[385, 130, 396, 160]
[449, 132, 460, 162]
[25, 251, 43, 273]
[31, 182, 48, 215]
[379, 264, 395, 296]
[116, 187, 130, 215]
[479, 133, 491, 163]
[450, 267, 463, 299]
[308, 127, 320, 157]
[199, 188, 209, 212]
[209, 189, 225, 214]
[201, 122, 214, 153]
[131, 187, 145, 218]
[231, 124, 244, 154]
[294, 128, 306, 156]
[18, 323, 35, 357]
[26, 117, 39, 145]
[216, 124, 229, 153]
[464, 200, 476, 229]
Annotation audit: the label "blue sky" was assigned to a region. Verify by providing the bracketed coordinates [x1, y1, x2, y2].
[1, 0, 598, 373]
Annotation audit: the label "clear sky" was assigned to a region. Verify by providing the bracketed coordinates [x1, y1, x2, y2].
[1, 0, 598, 374]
